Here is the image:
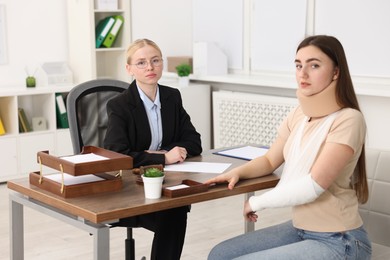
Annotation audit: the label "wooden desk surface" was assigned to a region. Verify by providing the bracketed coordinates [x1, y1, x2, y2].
[7, 153, 279, 224]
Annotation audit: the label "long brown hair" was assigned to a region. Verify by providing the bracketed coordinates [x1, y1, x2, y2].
[297, 35, 369, 204]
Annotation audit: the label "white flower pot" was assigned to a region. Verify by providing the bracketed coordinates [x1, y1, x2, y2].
[141, 175, 164, 199]
[178, 76, 190, 87]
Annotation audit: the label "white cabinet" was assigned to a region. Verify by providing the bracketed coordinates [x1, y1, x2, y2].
[56, 129, 74, 157]
[0, 137, 17, 178]
[67, 0, 131, 84]
[0, 86, 74, 181]
[18, 133, 55, 175]
[160, 79, 211, 151]
[18, 93, 56, 131]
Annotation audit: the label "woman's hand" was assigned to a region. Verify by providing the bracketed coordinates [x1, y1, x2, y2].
[243, 200, 258, 222]
[204, 169, 240, 190]
[165, 146, 187, 164]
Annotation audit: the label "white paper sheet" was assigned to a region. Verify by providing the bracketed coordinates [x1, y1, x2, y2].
[165, 184, 190, 190]
[214, 146, 269, 160]
[60, 153, 109, 163]
[45, 173, 105, 186]
[164, 162, 231, 174]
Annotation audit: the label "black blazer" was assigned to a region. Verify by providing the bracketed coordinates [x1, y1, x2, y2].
[104, 80, 202, 168]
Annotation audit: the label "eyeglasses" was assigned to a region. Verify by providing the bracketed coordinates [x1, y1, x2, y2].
[131, 58, 163, 69]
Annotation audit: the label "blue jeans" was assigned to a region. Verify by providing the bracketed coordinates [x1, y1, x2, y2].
[208, 220, 371, 260]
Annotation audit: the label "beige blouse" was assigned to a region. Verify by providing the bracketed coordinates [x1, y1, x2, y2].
[278, 106, 366, 232]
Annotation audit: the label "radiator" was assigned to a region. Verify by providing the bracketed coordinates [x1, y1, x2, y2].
[213, 91, 298, 148]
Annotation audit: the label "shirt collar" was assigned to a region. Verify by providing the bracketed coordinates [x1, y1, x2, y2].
[137, 84, 161, 110]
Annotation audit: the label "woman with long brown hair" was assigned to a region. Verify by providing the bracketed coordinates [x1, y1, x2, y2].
[206, 35, 371, 260]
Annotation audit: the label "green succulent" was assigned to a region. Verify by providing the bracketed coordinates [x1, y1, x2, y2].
[144, 167, 164, 177]
[175, 63, 192, 77]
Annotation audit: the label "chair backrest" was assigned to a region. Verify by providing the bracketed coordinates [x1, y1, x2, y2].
[359, 148, 390, 247]
[66, 79, 128, 154]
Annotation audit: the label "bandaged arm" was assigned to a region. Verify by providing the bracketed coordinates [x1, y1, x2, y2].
[248, 173, 325, 212]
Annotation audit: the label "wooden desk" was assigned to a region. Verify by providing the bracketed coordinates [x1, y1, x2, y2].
[8, 152, 279, 260]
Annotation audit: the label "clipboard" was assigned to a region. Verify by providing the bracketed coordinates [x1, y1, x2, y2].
[214, 145, 269, 161]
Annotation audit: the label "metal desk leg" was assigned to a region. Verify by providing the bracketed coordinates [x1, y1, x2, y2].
[10, 196, 24, 260]
[9, 193, 110, 260]
[244, 192, 255, 233]
[93, 224, 110, 260]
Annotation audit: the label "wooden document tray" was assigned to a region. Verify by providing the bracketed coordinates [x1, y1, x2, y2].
[29, 171, 122, 198]
[163, 179, 209, 198]
[29, 146, 133, 198]
[37, 146, 133, 176]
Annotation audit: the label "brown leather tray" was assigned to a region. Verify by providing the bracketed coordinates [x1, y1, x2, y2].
[163, 179, 208, 198]
[29, 171, 122, 198]
[37, 146, 133, 176]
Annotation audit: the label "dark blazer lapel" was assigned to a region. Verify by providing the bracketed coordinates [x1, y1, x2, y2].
[159, 85, 176, 146]
[128, 82, 152, 146]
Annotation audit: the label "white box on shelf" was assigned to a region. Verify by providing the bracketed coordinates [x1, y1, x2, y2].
[32, 117, 47, 131]
[193, 42, 228, 76]
[95, 0, 118, 10]
[37, 62, 73, 87]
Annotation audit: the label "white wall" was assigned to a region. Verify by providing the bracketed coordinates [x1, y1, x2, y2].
[2, 0, 390, 86]
[131, 0, 192, 59]
[0, 0, 192, 87]
[0, 0, 68, 87]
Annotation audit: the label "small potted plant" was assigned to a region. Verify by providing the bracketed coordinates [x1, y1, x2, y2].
[175, 63, 192, 86]
[141, 166, 165, 199]
[25, 66, 37, 88]
[143, 167, 164, 178]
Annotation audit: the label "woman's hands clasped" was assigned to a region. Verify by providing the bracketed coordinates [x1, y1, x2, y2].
[165, 146, 187, 164]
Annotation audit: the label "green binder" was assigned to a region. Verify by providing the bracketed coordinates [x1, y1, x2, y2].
[56, 93, 69, 128]
[102, 15, 124, 48]
[95, 16, 115, 48]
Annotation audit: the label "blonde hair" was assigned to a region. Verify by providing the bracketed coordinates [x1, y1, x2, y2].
[126, 38, 162, 64]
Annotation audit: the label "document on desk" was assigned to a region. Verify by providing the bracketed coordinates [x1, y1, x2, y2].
[45, 173, 105, 186]
[60, 153, 109, 163]
[164, 162, 231, 174]
[214, 145, 269, 160]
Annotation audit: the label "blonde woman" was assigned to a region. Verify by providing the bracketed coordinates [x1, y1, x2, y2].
[104, 38, 202, 260]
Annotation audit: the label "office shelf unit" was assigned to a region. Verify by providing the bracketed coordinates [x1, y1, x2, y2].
[66, 0, 131, 84]
[0, 86, 74, 182]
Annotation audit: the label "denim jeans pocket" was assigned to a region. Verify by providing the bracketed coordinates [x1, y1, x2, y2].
[344, 227, 372, 260]
[354, 239, 372, 260]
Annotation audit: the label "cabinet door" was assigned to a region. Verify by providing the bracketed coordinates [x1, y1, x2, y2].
[56, 129, 74, 156]
[18, 133, 55, 175]
[0, 137, 17, 180]
[170, 83, 211, 151]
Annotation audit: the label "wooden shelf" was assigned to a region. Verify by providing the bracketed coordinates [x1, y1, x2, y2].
[0, 85, 74, 182]
[67, 0, 131, 84]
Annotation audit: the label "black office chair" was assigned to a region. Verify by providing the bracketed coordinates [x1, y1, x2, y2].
[66, 79, 137, 260]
